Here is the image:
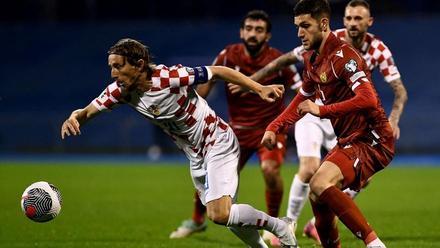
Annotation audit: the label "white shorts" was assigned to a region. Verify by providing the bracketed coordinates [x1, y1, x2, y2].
[295, 113, 337, 158]
[190, 127, 240, 205]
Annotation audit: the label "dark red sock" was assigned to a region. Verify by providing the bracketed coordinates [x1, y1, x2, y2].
[310, 198, 340, 248]
[319, 186, 374, 243]
[192, 191, 206, 224]
[265, 189, 283, 217]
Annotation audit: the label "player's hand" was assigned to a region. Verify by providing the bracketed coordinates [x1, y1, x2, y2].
[259, 84, 285, 102]
[261, 131, 277, 150]
[61, 115, 81, 139]
[298, 99, 320, 116]
[388, 117, 400, 140]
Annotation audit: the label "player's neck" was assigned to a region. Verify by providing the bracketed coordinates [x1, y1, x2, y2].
[137, 72, 152, 92]
[318, 31, 331, 54]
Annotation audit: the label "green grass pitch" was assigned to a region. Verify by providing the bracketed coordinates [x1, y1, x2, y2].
[1, 161, 439, 247]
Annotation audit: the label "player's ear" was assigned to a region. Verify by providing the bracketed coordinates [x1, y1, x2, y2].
[266, 33, 272, 42]
[368, 17, 374, 27]
[239, 28, 244, 39]
[320, 18, 329, 32]
[136, 59, 145, 71]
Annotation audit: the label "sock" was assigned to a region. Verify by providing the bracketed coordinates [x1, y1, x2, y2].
[319, 186, 374, 243]
[343, 188, 360, 199]
[192, 191, 206, 224]
[366, 237, 386, 247]
[227, 204, 288, 238]
[287, 174, 310, 221]
[265, 189, 283, 217]
[228, 226, 269, 248]
[310, 198, 340, 248]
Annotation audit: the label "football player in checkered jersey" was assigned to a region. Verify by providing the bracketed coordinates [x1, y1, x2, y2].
[169, 10, 301, 246]
[60, 38, 298, 248]
[252, 0, 408, 244]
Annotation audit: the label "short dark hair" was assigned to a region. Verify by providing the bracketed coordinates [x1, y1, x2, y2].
[294, 0, 331, 20]
[241, 10, 272, 33]
[347, 0, 370, 11]
[108, 38, 152, 69]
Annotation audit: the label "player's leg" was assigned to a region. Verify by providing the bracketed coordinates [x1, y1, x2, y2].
[169, 133, 253, 239]
[302, 117, 337, 243]
[259, 133, 286, 218]
[258, 133, 286, 246]
[309, 146, 388, 247]
[204, 128, 297, 247]
[287, 118, 323, 221]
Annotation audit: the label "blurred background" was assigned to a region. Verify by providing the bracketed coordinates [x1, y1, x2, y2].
[1, 0, 439, 162]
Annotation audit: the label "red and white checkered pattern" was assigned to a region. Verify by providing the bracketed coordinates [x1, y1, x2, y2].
[91, 64, 229, 167]
[93, 81, 121, 111]
[151, 64, 195, 91]
[334, 28, 401, 83]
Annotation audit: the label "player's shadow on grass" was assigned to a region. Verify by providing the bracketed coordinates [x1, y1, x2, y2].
[192, 236, 243, 247]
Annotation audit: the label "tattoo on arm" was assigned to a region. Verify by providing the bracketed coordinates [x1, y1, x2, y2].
[251, 53, 298, 82]
[388, 78, 408, 122]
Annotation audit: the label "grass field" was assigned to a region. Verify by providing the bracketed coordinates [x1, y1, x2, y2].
[1, 161, 440, 248]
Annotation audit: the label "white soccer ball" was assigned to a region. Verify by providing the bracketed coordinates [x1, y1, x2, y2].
[21, 181, 62, 222]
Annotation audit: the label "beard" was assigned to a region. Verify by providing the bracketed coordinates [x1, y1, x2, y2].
[242, 38, 265, 57]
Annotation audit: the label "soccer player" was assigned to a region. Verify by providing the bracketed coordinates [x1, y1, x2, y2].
[253, 0, 408, 243]
[60, 38, 297, 248]
[169, 10, 301, 246]
[261, 0, 395, 247]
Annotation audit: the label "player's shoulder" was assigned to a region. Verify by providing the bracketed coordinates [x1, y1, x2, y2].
[365, 32, 390, 49]
[223, 43, 243, 54]
[333, 28, 347, 40]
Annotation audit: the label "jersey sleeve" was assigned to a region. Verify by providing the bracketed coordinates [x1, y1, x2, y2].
[373, 41, 401, 82]
[291, 45, 306, 63]
[151, 64, 213, 91]
[91, 81, 122, 112]
[266, 72, 315, 133]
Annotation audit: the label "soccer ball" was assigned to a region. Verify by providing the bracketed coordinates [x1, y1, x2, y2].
[21, 181, 62, 222]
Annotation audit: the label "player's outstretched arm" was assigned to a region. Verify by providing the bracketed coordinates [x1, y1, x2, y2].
[196, 80, 216, 99]
[388, 78, 408, 140]
[61, 103, 100, 139]
[251, 52, 299, 82]
[208, 66, 285, 102]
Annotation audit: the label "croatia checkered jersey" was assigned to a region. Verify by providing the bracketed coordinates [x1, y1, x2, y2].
[92, 64, 229, 164]
[292, 29, 401, 83]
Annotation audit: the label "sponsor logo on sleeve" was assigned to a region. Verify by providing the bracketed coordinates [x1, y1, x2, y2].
[344, 59, 357, 73]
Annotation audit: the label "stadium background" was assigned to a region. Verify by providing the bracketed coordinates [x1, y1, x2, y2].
[1, 0, 440, 159]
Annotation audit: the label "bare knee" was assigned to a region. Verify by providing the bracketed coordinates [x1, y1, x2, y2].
[206, 196, 232, 225]
[297, 156, 321, 183]
[207, 209, 230, 224]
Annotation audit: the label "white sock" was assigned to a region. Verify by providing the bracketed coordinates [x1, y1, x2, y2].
[343, 188, 360, 199]
[228, 226, 268, 248]
[366, 237, 386, 247]
[227, 204, 288, 238]
[287, 174, 310, 221]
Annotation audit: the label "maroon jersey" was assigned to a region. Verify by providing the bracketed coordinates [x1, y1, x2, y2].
[213, 43, 299, 128]
[267, 33, 393, 145]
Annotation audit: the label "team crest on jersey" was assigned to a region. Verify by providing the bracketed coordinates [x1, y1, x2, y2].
[345, 59, 357, 73]
[147, 105, 161, 116]
[185, 67, 194, 74]
[320, 72, 327, 83]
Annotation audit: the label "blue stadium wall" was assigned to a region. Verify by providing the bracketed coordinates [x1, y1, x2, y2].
[0, 16, 437, 155]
